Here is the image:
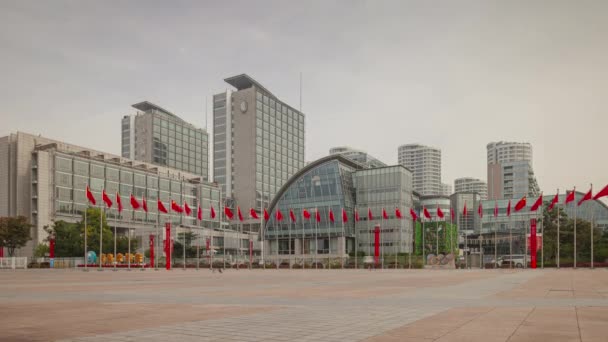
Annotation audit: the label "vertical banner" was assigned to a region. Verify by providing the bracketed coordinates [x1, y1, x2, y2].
[374, 225, 380, 265]
[530, 219, 537, 269]
[165, 223, 171, 270]
[49, 238, 55, 268]
[0, 246, 3, 258]
[149, 235, 155, 268]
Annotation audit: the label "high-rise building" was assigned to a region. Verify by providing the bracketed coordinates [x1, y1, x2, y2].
[398, 144, 442, 196]
[329, 146, 386, 168]
[441, 183, 453, 196]
[487, 142, 539, 200]
[213, 74, 305, 229]
[122, 101, 209, 181]
[454, 177, 488, 200]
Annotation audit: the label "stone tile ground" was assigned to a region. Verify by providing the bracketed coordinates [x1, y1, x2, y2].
[1, 269, 607, 341]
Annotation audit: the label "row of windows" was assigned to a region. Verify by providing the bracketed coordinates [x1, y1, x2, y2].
[255, 91, 304, 124]
[153, 116, 207, 141]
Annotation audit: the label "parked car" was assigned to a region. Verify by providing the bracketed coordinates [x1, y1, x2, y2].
[492, 254, 531, 268]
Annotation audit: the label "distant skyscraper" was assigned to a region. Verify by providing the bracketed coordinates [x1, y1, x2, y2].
[454, 177, 488, 200]
[487, 141, 539, 200]
[441, 183, 453, 196]
[329, 146, 386, 168]
[121, 101, 209, 181]
[398, 144, 442, 196]
[213, 74, 305, 223]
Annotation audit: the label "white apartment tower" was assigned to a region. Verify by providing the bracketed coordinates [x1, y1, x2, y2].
[454, 177, 488, 200]
[398, 144, 442, 196]
[487, 141, 539, 200]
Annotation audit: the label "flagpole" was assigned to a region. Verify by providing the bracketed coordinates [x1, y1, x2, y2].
[276, 210, 279, 270]
[84, 204, 88, 271]
[354, 209, 358, 270]
[302, 211, 305, 271]
[341, 209, 345, 269]
[128, 203, 131, 271]
[494, 201, 497, 269]
[556, 189, 560, 269]
[509, 208, 512, 269]
[422, 217, 425, 268]
[590, 183, 593, 269]
[381, 211, 384, 270]
[464, 202, 468, 269]
[289, 211, 292, 269]
[573, 186, 577, 269]
[540, 208, 544, 269]
[114, 206, 117, 271]
[155, 208, 159, 271]
[99, 205, 103, 271]
[368, 208, 371, 266]
[315, 207, 318, 270]
[261, 201, 265, 270]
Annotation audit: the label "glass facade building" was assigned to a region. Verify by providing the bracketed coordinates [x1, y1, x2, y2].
[122, 101, 209, 181]
[264, 155, 413, 264]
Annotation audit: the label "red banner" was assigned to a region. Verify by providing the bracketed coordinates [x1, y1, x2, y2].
[149, 235, 155, 268]
[0, 246, 3, 258]
[374, 226, 380, 265]
[49, 239, 55, 259]
[530, 219, 537, 269]
[165, 223, 171, 270]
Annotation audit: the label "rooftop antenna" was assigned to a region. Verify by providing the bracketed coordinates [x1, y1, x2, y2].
[299, 72, 302, 112]
[205, 96, 208, 131]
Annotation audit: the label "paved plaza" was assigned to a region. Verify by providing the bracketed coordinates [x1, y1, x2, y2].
[1, 268, 608, 341]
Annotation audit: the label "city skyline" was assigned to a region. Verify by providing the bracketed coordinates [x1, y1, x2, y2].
[1, 1, 607, 197]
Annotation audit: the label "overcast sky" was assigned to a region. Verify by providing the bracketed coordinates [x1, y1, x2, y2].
[1, 0, 606, 196]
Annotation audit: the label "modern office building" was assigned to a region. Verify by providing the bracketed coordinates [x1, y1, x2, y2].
[441, 183, 453, 197]
[420, 195, 451, 218]
[454, 177, 488, 200]
[263, 155, 413, 265]
[121, 101, 209, 181]
[213, 74, 305, 232]
[487, 141, 539, 200]
[0, 132, 258, 258]
[398, 144, 442, 196]
[329, 146, 386, 168]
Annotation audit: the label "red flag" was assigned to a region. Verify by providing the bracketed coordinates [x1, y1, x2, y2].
[275, 209, 283, 221]
[171, 200, 183, 213]
[329, 209, 335, 223]
[224, 206, 233, 220]
[548, 193, 559, 211]
[184, 202, 192, 216]
[157, 199, 167, 214]
[478, 202, 483, 218]
[410, 208, 418, 221]
[237, 206, 244, 221]
[507, 200, 511, 217]
[368, 208, 373, 220]
[142, 197, 148, 213]
[263, 208, 270, 221]
[593, 184, 608, 200]
[116, 193, 123, 213]
[354, 209, 360, 222]
[342, 208, 348, 222]
[530, 194, 543, 211]
[515, 196, 527, 212]
[86, 185, 96, 205]
[289, 209, 296, 222]
[578, 188, 592, 206]
[130, 194, 141, 210]
[565, 190, 575, 204]
[210, 205, 216, 219]
[102, 189, 113, 208]
[463, 202, 468, 216]
[303, 209, 311, 220]
[395, 207, 402, 219]
[423, 207, 431, 219]
[197, 204, 202, 220]
[250, 208, 259, 219]
[382, 208, 388, 220]
[450, 207, 455, 221]
[437, 206, 444, 219]
[316, 209, 321, 222]
[494, 201, 498, 217]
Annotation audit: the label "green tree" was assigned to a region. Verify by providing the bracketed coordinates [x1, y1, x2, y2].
[77, 208, 113, 255]
[44, 220, 82, 257]
[0, 216, 33, 256]
[174, 231, 199, 258]
[116, 235, 138, 254]
[33, 243, 50, 258]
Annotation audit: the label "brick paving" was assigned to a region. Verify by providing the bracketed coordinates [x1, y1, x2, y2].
[1, 268, 607, 341]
